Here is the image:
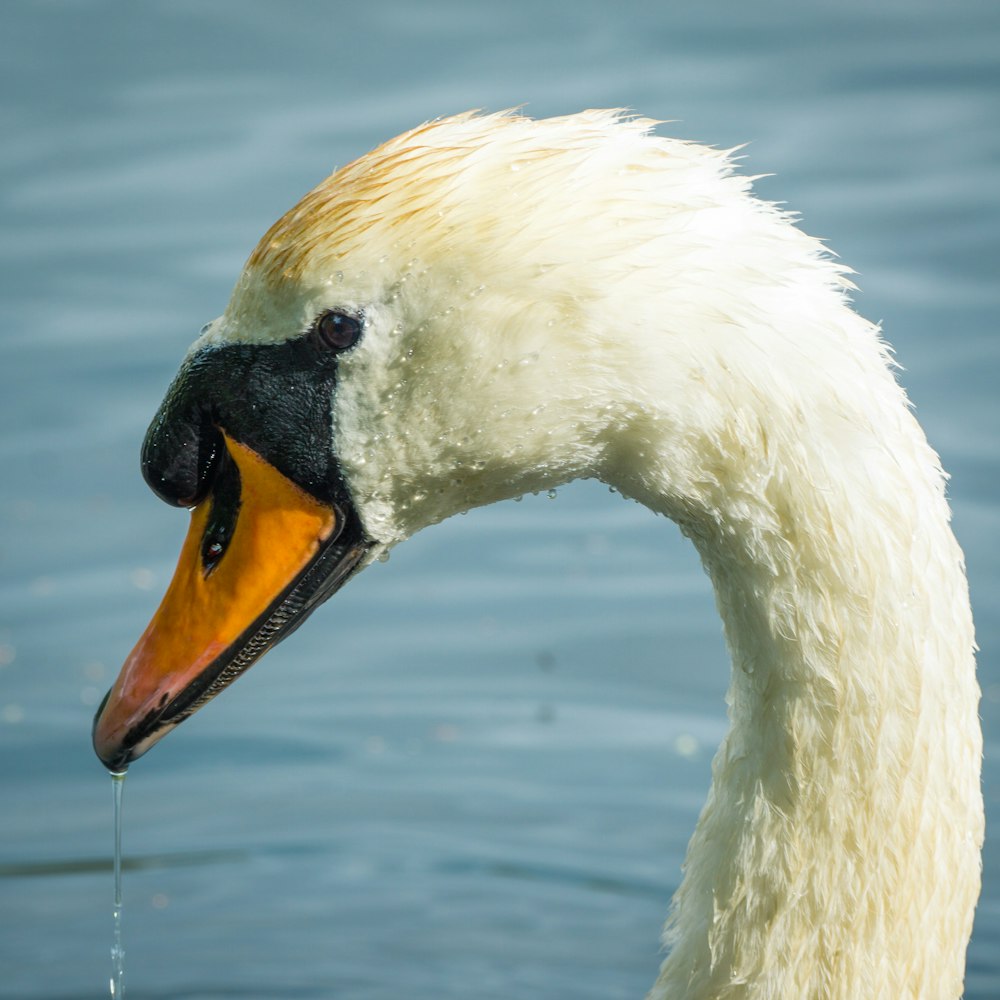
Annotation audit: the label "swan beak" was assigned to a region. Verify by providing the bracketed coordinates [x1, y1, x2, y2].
[92, 434, 370, 772]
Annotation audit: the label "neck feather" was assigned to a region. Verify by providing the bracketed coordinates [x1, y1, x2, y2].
[616, 363, 984, 999]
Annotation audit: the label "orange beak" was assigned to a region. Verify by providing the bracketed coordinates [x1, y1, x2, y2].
[92, 432, 369, 771]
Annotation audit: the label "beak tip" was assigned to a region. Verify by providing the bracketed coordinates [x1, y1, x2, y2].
[91, 688, 134, 773]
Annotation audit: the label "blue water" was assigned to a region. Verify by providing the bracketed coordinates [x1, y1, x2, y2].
[1, 1, 997, 997]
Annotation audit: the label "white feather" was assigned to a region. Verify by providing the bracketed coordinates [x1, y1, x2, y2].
[203, 110, 983, 1000]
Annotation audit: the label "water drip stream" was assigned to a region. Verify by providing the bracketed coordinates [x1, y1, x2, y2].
[109, 770, 126, 999]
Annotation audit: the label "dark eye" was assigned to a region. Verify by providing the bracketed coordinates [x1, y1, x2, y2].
[312, 310, 362, 352]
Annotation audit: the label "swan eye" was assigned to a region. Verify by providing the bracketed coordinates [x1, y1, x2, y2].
[312, 310, 362, 352]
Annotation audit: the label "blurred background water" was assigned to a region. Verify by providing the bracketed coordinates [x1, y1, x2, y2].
[1, 1, 998, 997]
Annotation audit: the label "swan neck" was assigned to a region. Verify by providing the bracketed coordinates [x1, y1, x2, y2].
[643, 420, 983, 999]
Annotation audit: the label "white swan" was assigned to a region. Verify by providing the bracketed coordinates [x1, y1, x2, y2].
[93, 110, 984, 999]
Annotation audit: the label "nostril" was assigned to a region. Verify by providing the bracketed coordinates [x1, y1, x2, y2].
[199, 446, 241, 574]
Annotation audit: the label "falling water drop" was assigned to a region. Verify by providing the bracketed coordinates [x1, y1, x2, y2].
[109, 770, 126, 999]
[546, 489, 558, 500]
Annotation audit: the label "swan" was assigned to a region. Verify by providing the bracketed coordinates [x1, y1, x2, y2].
[92, 110, 983, 999]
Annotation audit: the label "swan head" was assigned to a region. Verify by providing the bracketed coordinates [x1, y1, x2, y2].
[92, 110, 843, 769]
